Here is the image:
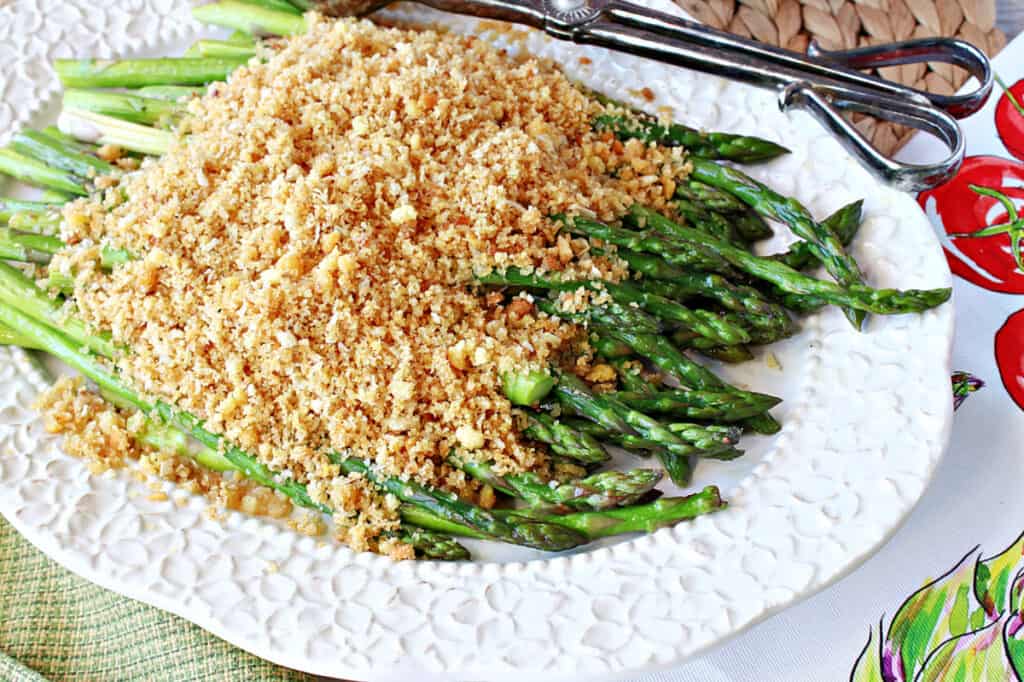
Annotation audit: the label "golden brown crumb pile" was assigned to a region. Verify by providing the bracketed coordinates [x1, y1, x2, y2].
[47, 16, 686, 556]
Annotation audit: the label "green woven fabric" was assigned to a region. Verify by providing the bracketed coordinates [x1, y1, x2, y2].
[0, 516, 316, 682]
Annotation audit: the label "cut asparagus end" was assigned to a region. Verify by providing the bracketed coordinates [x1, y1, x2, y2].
[502, 370, 555, 406]
[59, 108, 175, 157]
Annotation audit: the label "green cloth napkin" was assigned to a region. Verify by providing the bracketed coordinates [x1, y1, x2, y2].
[0, 516, 316, 681]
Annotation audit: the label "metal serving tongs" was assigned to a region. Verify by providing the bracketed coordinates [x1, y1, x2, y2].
[340, 0, 993, 191]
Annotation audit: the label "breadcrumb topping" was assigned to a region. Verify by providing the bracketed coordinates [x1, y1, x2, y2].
[47, 16, 687, 556]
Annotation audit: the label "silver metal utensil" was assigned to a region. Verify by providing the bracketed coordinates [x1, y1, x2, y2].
[324, 0, 993, 192]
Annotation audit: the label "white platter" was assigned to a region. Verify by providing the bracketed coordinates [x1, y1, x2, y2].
[0, 1, 954, 679]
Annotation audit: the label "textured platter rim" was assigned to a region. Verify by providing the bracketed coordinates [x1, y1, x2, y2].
[0, 1, 955, 680]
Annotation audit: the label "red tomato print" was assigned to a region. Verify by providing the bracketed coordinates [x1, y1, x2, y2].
[917, 156, 1024, 293]
[996, 308, 1024, 410]
[996, 78, 1024, 161]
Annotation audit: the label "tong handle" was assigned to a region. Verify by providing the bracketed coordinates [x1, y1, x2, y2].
[807, 38, 992, 117]
[551, 0, 985, 190]
[780, 82, 964, 191]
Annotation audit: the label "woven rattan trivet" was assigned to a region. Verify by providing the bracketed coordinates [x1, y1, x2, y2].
[674, 0, 1006, 154]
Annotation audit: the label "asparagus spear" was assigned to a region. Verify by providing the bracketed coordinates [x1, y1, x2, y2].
[64, 89, 185, 128]
[136, 85, 208, 101]
[60, 109, 174, 156]
[0, 320, 42, 350]
[771, 199, 864, 270]
[603, 247, 781, 317]
[194, 40, 260, 59]
[593, 109, 789, 164]
[0, 300, 472, 559]
[192, 1, 309, 36]
[522, 412, 610, 464]
[498, 486, 727, 539]
[479, 268, 749, 346]
[568, 418, 742, 454]
[534, 297, 663, 335]
[0, 149, 87, 196]
[333, 456, 587, 551]
[54, 56, 252, 88]
[0, 262, 116, 357]
[612, 388, 780, 421]
[239, 0, 304, 14]
[448, 452, 662, 512]
[688, 159, 868, 328]
[673, 197, 738, 243]
[8, 211, 63, 235]
[598, 326, 781, 434]
[607, 356, 658, 393]
[556, 372, 739, 482]
[0, 199, 63, 224]
[693, 344, 754, 363]
[590, 334, 633, 359]
[11, 130, 115, 178]
[566, 213, 950, 315]
[0, 229, 64, 264]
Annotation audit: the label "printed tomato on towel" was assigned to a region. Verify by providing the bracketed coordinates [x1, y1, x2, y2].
[918, 156, 1024, 294]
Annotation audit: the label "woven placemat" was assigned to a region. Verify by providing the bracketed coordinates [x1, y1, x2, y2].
[0, 516, 314, 681]
[674, 0, 1006, 154]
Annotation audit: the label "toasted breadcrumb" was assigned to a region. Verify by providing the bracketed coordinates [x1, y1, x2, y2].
[46, 16, 688, 558]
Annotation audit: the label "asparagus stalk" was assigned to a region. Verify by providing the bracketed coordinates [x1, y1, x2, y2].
[556, 372, 740, 483]
[567, 213, 950, 315]
[8, 211, 63, 235]
[591, 334, 632, 359]
[0, 199, 63, 224]
[607, 356, 657, 393]
[498, 486, 727, 539]
[598, 327, 781, 434]
[136, 85, 208, 101]
[772, 199, 864, 270]
[691, 344, 753, 363]
[60, 109, 174, 156]
[688, 159, 868, 328]
[611, 388, 780, 421]
[64, 89, 185, 128]
[11, 130, 115, 178]
[568, 418, 742, 454]
[54, 56, 252, 88]
[0, 262, 116, 357]
[0, 300, 471, 559]
[0, 149, 87, 196]
[448, 452, 662, 512]
[0, 229, 64, 264]
[241, 0, 304, 14]
[593, 108, 789, 164]
[521, 412, 610, 464]
[194, 40, 260, 59]
[480, 269, 749, 346]
[0, 320, 42, 350]
[534, 297, 662, 335]
[192, 1, 309, 36]
[333, 456, 587, 551]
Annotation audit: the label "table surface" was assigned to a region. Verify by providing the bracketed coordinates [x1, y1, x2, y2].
[999, 0, 1023, 36]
